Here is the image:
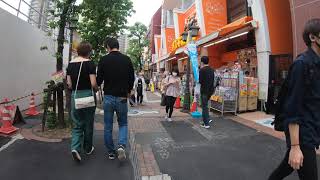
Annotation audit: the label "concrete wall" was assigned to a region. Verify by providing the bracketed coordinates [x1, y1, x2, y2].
[0, 8, 69, 110]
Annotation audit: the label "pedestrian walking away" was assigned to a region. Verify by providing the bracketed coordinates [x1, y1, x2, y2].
[97, 37, 135, 161]
[163, 69, 181, 122]
[268, 18, 320, 180]
[66, 42, 98, 162]
[134, 72, 146, 105]
[199, 56, 215, 129]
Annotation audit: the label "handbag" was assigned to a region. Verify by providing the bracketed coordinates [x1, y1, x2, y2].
[74, 61, 95, 109]
[160, 94, 167, 106]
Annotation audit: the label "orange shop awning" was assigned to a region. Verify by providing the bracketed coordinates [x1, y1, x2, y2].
[219, 16, 254, 36]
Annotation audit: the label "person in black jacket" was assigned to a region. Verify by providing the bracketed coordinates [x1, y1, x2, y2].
[199, 56, 214, 129]
[268, 18, 320, 180]
[97, 37, 135, 161]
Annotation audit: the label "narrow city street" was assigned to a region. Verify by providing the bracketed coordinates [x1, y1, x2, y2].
[0, 92, 320, 180]
[1, 0, 320, 180]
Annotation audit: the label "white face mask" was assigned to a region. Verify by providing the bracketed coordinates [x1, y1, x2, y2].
[172, 72, 177, 76]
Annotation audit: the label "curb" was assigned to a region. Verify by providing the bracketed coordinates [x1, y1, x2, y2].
[129, 131, 172, 180]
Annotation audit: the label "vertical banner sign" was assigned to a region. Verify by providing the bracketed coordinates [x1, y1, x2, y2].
[187, 43, 201, 105]
[187, 43, 199, 82]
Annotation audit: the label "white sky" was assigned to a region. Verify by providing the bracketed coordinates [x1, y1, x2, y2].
[127, 0, 163, 26]
[0, 0, 163, 26]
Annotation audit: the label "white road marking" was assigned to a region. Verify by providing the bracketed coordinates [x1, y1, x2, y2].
[0, 134, 24, 152]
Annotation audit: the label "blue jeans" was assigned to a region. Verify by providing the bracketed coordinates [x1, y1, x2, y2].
[104, 95, 128, 153]
[201, 94, 210, 126]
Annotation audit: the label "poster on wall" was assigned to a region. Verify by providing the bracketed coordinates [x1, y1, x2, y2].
[202, 0, 227, 35]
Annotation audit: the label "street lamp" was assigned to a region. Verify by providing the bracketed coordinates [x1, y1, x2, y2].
[68, 15, 78, 62]
[66, 14, 78, 115]
[182, 32, 188, 41]
[181, 31, 193, 113]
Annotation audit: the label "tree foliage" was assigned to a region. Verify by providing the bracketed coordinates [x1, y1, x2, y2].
[78, 0, 134, 62]
[47, 0, 79, 128]
[127, 22, 148, 71]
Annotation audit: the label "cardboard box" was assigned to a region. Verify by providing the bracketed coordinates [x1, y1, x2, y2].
[248, 78, 259, 97]
[247, 97, 258, 110]
[239, 78, 248, 97]
[238, 97, 247, 112]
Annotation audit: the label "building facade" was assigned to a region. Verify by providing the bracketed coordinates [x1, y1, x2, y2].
[29, 0, 54, 31]
[289, 0, 320, 57]
[118, 34, 129, 54]
[149, 0, 297, 110]
[147, 6, 162, 72]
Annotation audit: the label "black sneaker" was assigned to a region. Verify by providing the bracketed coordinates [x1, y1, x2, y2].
[117, 145, 126, 161]
[72, 150, 81, 162]
[108, 152, 116, 160]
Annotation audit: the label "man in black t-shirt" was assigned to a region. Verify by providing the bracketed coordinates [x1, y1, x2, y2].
[97, 37, 135, 161]
[199, 56, 214, 129]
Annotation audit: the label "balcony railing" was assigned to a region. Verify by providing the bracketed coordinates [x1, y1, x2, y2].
[0, 0, 47, 31]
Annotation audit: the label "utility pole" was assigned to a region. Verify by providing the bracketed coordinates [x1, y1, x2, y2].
[182, 31, 192, 113]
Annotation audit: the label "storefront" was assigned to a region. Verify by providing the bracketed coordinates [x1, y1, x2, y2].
[196, 16, 259, 114]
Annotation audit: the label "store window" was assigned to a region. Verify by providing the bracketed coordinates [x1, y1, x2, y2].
[182, 0, 195, 10]
[227, 0, 248, 23]
[166, 10, 174, 26]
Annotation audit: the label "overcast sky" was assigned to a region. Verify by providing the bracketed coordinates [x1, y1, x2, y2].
[0, 0, 162, 26]
[127, 0, 163, 26]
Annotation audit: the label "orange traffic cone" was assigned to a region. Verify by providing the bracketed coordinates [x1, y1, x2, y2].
[25, 93, 40, 116]
[0, 99, 19, 134]
[190, 100, 197, 113]
[174, 96, 181, 109]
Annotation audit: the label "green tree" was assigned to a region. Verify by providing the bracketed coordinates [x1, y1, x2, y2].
[78, 0, 134, 62]
[47, 0, 79, 128]
[127, 22, 148, 71]
[126, 39, 141, 70]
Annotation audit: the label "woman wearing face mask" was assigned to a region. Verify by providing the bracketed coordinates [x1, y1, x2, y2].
[163, 69, 181, 122]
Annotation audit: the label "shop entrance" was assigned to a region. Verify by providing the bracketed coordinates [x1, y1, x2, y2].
[266, 54, 293, 114]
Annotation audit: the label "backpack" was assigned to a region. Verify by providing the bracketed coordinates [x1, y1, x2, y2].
[271, 77, 289, 131]
[137, 78, 143, 91]
[271, 53, 316, 131]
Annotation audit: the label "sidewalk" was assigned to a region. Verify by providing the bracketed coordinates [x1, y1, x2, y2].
[1, 91, 319, 180]
[0, 117, 134, 180]
[130, 92, 320, 180]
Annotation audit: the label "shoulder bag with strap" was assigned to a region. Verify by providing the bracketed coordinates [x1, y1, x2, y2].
[74, 61, 95, 109]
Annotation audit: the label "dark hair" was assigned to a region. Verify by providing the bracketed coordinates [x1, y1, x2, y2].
[201, 56, 209, 65]
[303, 18, 320, 47]
[77, 42, 92, 57]
[104, 37, 119, 49]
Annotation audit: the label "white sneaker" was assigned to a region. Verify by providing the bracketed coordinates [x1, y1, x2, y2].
[200, 124, 210, 129]
[165, 114, 168, 120]
[72, 150, 81, 162]
[117, 145, 127, 161]
[209, 119, 213, 123]
[167, 118, 172, 122]
[86, 146, 95, 155]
